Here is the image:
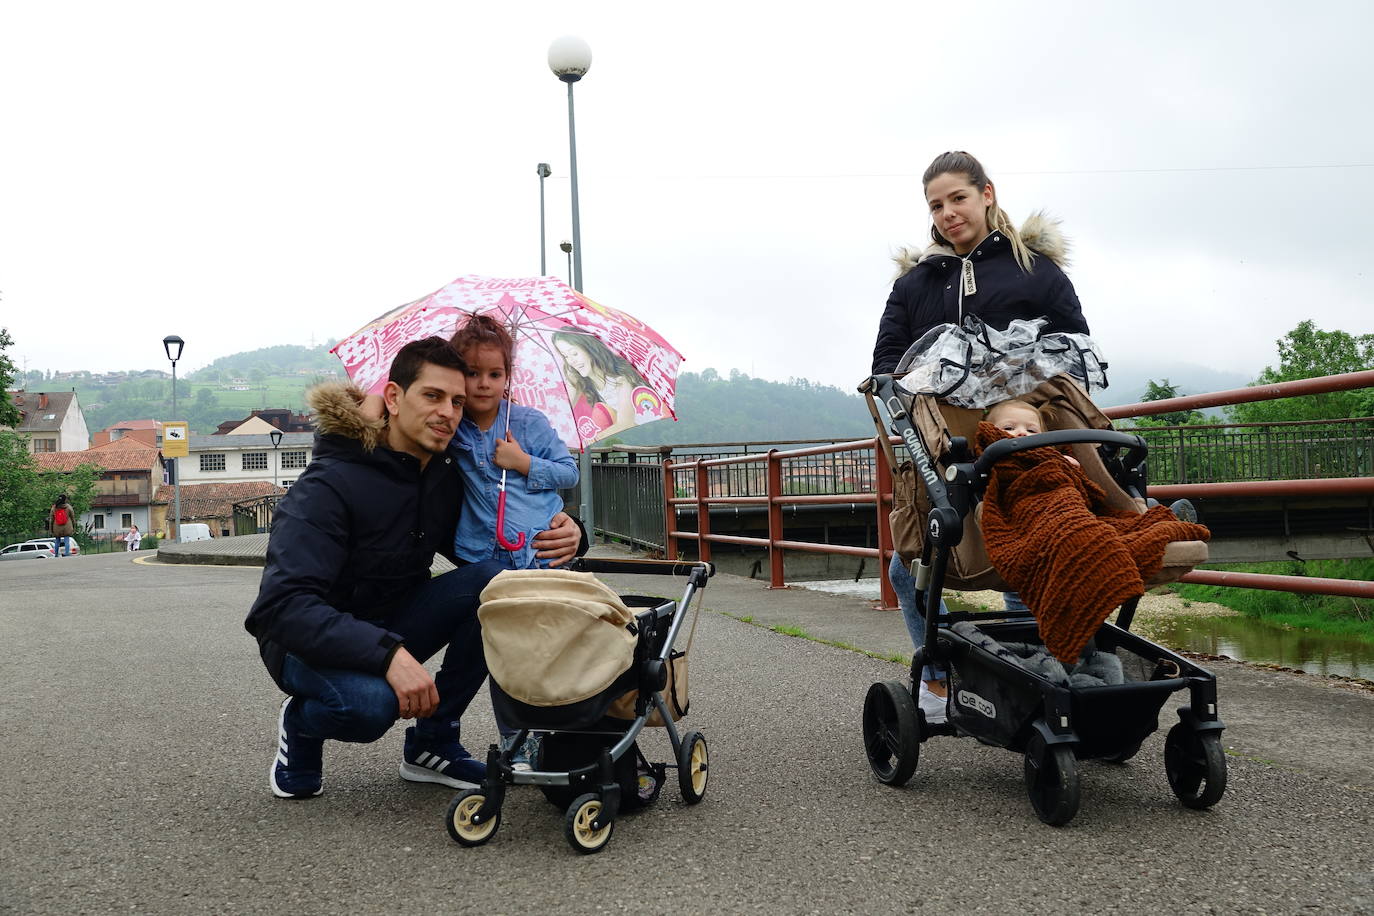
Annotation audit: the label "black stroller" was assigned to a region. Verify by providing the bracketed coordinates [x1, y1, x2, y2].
[444, 557, 712, 854]
[859, 373, 1226, 826]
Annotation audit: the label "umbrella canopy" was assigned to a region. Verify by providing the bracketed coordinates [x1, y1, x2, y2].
[331, 275, 681, 449]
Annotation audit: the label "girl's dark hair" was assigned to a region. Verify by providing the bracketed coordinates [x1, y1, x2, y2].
[923, 150, 1035, 272]
[450, 315, 515, 373]
[387, 337, 468, 391]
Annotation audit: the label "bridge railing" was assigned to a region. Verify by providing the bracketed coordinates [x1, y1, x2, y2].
[1122, 417, 1374, 485]
[617, 369, 1374, 604]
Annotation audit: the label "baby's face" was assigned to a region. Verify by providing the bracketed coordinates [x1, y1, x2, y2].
[991, 405, 1042, 438]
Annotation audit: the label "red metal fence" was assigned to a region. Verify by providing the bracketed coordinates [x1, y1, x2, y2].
[661, 370, 1374, 606]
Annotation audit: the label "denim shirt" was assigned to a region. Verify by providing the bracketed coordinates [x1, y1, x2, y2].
[450, 401, 579, 569]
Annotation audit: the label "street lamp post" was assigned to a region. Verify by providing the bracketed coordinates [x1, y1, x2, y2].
[548, 36, 595, 534]
[548, 36, 590, 294]
[560, 240, 573, 286]
[162, 335, 184, 542]
[537, 163, 551, 274]
[269, 428, 283, 488]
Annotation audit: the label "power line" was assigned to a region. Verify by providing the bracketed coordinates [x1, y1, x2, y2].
[549, 162, 1374, 182]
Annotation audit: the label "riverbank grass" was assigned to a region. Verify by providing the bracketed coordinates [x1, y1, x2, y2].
[1173, 557, 1374, 644]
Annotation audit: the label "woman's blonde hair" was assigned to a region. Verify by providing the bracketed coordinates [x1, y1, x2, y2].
[923, 151, 1036, 274]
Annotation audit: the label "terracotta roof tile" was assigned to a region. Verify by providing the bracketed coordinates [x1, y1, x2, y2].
[152, 481, 284, 520]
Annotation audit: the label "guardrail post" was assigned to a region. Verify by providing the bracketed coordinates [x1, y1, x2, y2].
[766, 448, 788, 589]
[662, 459, 678, 560]
[873, 438, 898, 609]
[694, 460, 712, 564]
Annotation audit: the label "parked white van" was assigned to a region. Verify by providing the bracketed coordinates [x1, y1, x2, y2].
[179, 524, 214, 542]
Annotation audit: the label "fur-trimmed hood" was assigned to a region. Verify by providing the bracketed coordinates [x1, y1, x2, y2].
[307, 381, 386, 451]
[892, 210, 1071, 279]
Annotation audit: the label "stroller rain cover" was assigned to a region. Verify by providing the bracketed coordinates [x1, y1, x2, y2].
[895, 316, 1108, 408]
[478, 569, 637, 708]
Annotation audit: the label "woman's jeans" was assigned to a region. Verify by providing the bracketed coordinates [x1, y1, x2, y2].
[889, 554, 1027, 681]
[280, 560, 503, 745]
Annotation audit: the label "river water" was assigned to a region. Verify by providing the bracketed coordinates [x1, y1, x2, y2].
[800, 578, 1373, 680]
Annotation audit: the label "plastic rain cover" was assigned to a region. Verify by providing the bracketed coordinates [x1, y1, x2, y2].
[894, 316, 1108, 408]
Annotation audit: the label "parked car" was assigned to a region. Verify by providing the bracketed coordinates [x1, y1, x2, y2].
[1, 542, 54, 560]
[24, 538, 80, 556]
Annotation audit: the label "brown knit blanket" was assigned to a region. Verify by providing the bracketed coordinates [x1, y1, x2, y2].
[975, 422, 1211, 662]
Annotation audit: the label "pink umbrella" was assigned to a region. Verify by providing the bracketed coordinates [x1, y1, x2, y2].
[332, 275, 683, 546]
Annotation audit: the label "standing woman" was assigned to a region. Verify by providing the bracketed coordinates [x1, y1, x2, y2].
[49, 494, 77, 557]
[872, 151, 1089, 374]
[872, 151, 1091, 723]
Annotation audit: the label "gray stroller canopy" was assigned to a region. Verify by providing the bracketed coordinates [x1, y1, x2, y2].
[895, 316, 1108, 409]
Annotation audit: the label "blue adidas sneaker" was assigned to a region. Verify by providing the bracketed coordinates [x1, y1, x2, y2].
[270, 697, 323, 799]
[400, 725, 486, 789]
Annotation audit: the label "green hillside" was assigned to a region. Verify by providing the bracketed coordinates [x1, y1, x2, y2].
[56, 345, 341, 435]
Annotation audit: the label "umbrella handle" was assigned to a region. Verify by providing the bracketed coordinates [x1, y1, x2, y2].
[495, 490, 527, 551]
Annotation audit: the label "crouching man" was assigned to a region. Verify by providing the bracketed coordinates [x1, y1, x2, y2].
[246, 337, 583, 799]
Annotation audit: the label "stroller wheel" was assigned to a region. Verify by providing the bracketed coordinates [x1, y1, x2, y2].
[1024, 732, 1080, 827]
[565, 793, 614, 854]
[677, 731, 709, 804]
[446, 789, 500, 847]
[1164, 724, 1227, 810]
[862, 681, 919, 787]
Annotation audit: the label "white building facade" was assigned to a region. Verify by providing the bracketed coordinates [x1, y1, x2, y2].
[178, 432, 315, 488]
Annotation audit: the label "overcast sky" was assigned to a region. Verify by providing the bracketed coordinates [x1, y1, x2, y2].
[3, 1, 1372, 397]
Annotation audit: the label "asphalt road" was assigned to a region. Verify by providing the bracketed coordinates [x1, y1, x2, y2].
[2, 552, 1372, 915]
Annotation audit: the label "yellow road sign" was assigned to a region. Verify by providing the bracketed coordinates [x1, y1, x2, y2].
[163, 422, 190, 458]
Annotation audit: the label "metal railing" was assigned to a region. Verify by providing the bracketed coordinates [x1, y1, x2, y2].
[233, 494, 282, 535]
[638, 370, 1374, 605]
[1122, 417, 1374, 485]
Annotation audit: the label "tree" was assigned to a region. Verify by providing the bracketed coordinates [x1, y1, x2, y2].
[0, 328, 20, 428]
[1228, 321, 1374, 423]
[0, 430, 101, 537]
[1130, 379, 1208, 427]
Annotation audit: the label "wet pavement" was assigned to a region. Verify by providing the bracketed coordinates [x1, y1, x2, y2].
[1, 541, 1371, 914]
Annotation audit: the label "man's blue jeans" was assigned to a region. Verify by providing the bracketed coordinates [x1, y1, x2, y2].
[280, 560, 503, 745]
[54, 535, 71, 557]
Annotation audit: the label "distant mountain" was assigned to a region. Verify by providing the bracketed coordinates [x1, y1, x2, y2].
[53, 342, 1262, 443]
[1094, 359, 1256, 411]
[615, 370, 874, 446]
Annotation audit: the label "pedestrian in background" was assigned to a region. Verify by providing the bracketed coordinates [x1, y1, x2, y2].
[126, 524, 142, 552]
[49, 494, 77, 557]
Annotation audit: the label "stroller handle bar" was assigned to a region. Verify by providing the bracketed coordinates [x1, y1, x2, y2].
[974, 429, 1146, 477]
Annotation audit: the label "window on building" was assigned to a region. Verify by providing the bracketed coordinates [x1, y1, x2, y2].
[242, 452, 268, 471]
[33, 438, 57, 452]
[281, 479, 294, 489]
[200, 453, 226, 472]
[121, 513, 133, 528]
[281, 450, 308, 470]
[93, 514, 106, 529]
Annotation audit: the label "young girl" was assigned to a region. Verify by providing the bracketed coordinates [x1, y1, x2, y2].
[449, 316, 579, 570]
[450, 317, 579, 770]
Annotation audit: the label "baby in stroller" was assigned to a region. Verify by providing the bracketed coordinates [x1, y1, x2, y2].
[862, 358, 1229, 825]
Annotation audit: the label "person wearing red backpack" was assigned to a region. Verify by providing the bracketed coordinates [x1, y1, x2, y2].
[49, 494, 77, 557]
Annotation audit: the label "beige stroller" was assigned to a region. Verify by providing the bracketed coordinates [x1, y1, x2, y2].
[444, 557, 712, 854]
[860, 372, 1225, 826]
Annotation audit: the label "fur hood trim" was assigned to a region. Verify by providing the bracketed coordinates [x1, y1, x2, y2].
[892, 210, 1071, 278]
[307, 382, 386, 451]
